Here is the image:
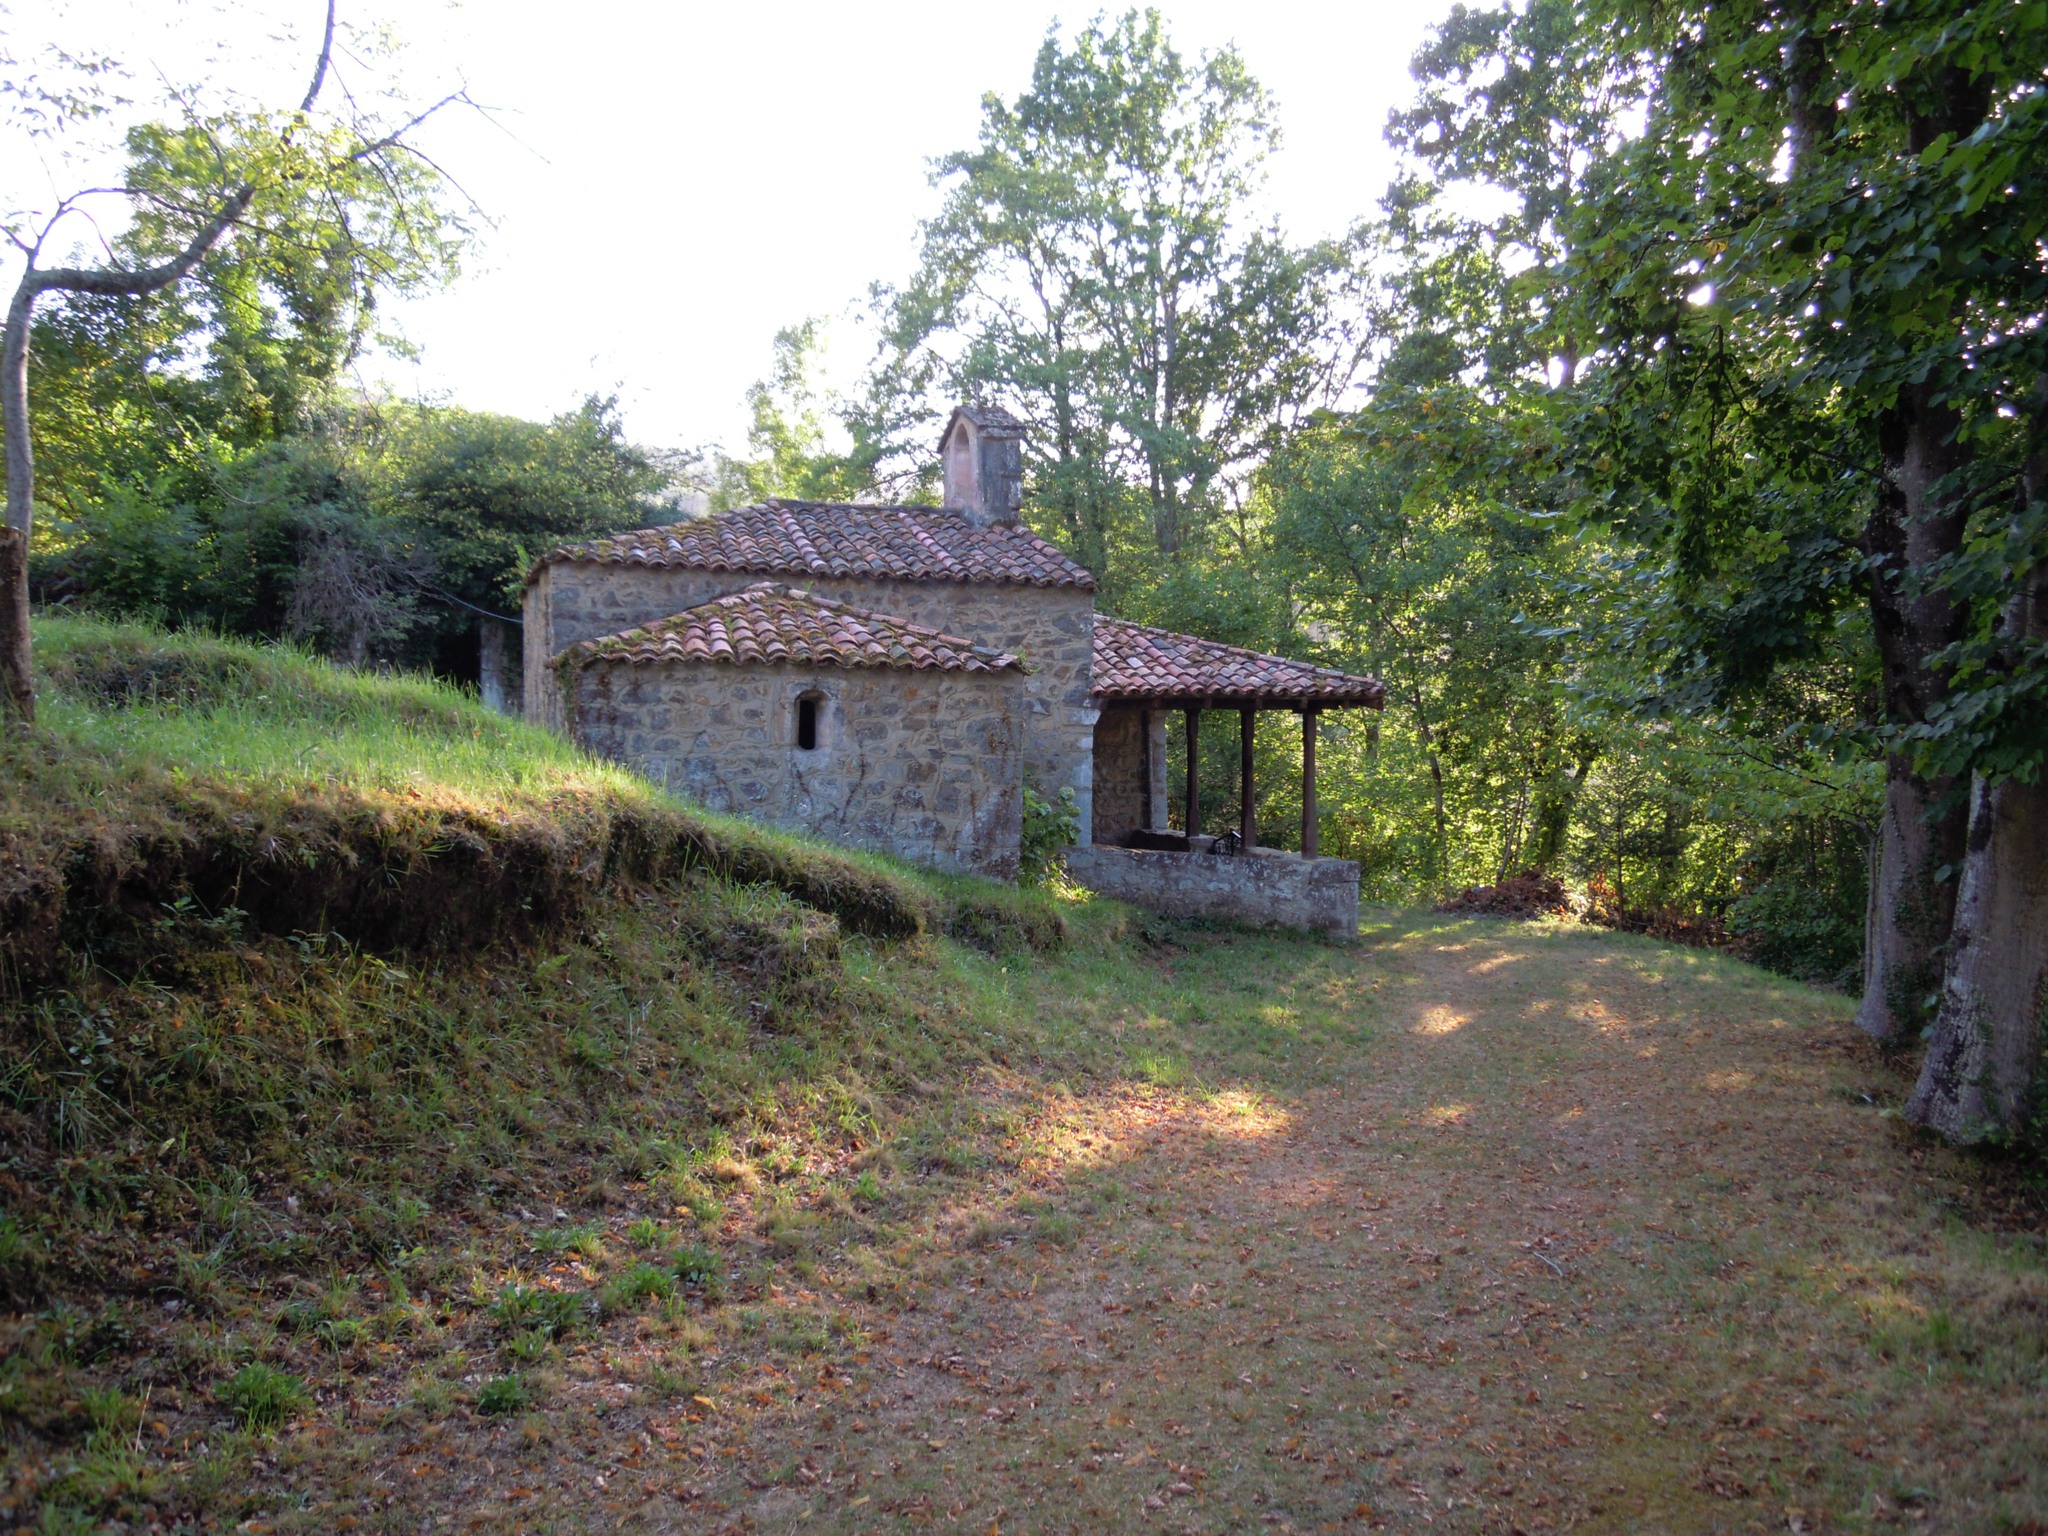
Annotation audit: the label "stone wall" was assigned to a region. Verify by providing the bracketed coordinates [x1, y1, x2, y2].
[571, 658, 1025, 879]
[526, 560, 1098, 842]
[1064, 845, 1359, 936]
[1091, 705, 1168, 844]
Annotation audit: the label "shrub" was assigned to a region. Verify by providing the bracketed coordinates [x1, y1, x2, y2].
[0, 1213, 47, 1305]
[529, 1221, 606, 1260]
[1727, 880, 1863, 988]
[488, 1283, 585, 1339]
[599, 1262, 674, 1312]
[504, 1327, 554, 1364]
[219, 1362, 311, 1432]
[1020, 781, 1081, 883]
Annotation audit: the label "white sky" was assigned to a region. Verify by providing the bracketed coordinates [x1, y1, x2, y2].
[5, 0, 1458, 454]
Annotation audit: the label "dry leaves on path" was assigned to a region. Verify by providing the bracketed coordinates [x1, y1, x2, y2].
[675, 919, 2047, 1535]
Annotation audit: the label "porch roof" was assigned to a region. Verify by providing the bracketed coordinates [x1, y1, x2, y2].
[1090, 617, 1386, 711]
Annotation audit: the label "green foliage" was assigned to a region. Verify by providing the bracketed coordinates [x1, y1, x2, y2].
[672, 1244, 721, 1286]
[474, 1373, 536, 1416]
[1728, 881, 1864, 991]
[1528, 0, 2047, 785]
[217, 1362, 310, 1432]
[599, 1262, 675, 1313]
[35, 394, 664, 674]
[865, 8, 1365, 583]
[1263, 420, 1597, 885]
[488, 1284, 586, 1340]
[703, 321, 877, 510]
[530, 1221, 607, 1261]
[1020, 782, 1081, 883]
[0, 1212, 48, 1305]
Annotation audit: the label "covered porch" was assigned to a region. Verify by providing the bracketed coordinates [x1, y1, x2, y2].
[1071, 618, 1385, 936]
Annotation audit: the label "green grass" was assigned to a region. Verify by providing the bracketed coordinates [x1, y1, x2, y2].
[3, 616, 970, 982]
[0, 616, 1104, 1526]
[217, 1363, 311, 1433]
[27, 613, 638, 800]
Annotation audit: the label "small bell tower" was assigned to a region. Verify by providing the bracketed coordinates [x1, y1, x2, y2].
[938, 404, 1026, 527]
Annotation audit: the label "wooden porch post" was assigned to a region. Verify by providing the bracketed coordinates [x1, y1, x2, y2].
[1183, 707, 1200, 837]
[1302, 708, 1320, 859]
[1239, 707, 1257, 848]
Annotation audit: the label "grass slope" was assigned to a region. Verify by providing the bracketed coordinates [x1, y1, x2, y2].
[2, 620, 2042, 1534]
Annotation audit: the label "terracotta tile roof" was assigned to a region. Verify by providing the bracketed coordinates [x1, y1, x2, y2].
[532, 498, 1095, 590]
[1091, 616, 1386, 708]
[563, 583, 1023, 674]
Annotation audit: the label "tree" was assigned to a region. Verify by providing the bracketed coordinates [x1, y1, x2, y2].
[867, 9, 1366, 583]
[1266, 401, 1603, 888]
[705, 322, 876, 511]
[1396, 0, 2046, 1138]
[1379, 0, 1642, 392]
[392, 396, 668, 668]
[2, 0, 471, 721]
[35, 392, 666, 676]
[1567, 0, 2046, 1140]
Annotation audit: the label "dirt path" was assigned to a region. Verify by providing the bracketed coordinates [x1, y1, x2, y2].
[659, 917, 2045, 1534]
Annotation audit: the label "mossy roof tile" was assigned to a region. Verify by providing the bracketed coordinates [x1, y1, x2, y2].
[563, 582, 1024, 674]
[1090, 616, 1386, 708]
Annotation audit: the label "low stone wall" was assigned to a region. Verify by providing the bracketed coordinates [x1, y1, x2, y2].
[1064, 845, 1359, 937]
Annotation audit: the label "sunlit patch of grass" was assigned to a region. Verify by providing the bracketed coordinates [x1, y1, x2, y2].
[1412, 1004, 1467, 1035]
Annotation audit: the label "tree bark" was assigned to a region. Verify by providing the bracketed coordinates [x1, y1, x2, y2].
[1905, 388, 2048, 1141]
[2, 281, 37, 722]
[1855, 766, 1965, 1038]
[0, 526, 29, 723]
[1855, 382, 1971, 1039]
[1529, 739, 1599, 871]
[4, 281, 32, 540]
[1904, 768, 2048, 1142]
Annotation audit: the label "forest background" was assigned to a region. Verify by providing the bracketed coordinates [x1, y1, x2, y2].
[8, 3, 2044, 1140]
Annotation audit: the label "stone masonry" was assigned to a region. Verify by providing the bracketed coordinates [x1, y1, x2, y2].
[527, 563, 1097, 841]
[571, 658, 1026, 879]
[1063, 844, 1360, 936]
[1090, 704, 1168, 844]
[521, 409, 1383, 914]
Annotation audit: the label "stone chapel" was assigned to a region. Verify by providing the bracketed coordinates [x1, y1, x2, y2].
[522, 406, 1385, 931]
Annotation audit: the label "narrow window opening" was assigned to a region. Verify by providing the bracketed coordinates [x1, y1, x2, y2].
[796, 694, 820, 751]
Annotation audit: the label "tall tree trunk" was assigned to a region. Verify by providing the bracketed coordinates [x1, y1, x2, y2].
[1855, 384, 1970, 1039]
[1856, 767, 1965, 1037]
[1529, 739, 1599, 871]
[2, 281, 37, 724]
[1905, 390, 2048, 1142]
[1904, 767, 2048, 1141]
[1850, 67, 1995, 1039]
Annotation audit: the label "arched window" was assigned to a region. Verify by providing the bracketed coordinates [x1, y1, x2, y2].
[795, 691, 823, 751]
